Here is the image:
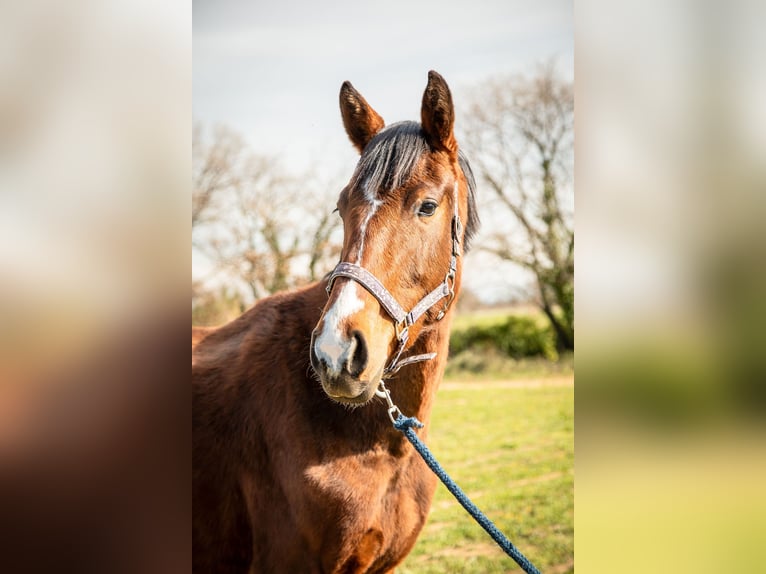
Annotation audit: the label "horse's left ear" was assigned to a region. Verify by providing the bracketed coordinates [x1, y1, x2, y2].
[421, 70, 457, 158]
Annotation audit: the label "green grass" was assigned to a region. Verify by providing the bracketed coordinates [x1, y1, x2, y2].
[399, 380, 574, 573]
[445, 349, 574, 382]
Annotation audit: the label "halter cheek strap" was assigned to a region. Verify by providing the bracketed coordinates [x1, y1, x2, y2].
[325, 181, 462, 375]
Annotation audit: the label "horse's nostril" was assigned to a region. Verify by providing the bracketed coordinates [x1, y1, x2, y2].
[347, 330, 368, 377]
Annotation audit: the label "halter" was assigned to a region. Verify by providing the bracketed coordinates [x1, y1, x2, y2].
[325, 180, 462, 375]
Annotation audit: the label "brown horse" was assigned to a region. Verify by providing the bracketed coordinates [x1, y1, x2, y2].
[193, 71, 479, 573]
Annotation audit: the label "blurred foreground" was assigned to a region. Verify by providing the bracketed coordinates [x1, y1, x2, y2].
[0, 0, 189, 571]
[576, 0, 766, 570]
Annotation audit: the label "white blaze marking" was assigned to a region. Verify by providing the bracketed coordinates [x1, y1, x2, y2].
[315, 184, 382, 377]
[315, 281, 363, 376]
[356, 197, 382, 261]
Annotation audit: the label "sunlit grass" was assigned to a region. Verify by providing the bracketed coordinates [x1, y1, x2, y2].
[445, 349, 574, 381]
[399, 380, 574, 573]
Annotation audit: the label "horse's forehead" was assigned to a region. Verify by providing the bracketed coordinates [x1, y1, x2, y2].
[349, 182, 396, 205]
[346, 152, 448, 208]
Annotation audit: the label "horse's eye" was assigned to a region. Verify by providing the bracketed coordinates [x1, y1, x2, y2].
[417, 200, 438, 217]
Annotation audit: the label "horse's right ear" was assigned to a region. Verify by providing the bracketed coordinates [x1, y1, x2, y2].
[339, 81, 385, 153]
[421, 70, 457, 158]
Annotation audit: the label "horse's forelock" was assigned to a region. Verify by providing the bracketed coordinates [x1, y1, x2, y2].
[347, 120, 479, 252]
[349, 121, 427, 200]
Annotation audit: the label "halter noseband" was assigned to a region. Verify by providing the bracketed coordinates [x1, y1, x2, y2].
[325, 181, 462, 375]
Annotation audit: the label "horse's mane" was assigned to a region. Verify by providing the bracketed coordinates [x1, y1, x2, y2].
[349, 121, 480, 251]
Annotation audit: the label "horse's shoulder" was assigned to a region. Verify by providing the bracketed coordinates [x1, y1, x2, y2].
[192, 284, 321, 369]
[192, 325, 215, 350]
[192, 310, 255, 370]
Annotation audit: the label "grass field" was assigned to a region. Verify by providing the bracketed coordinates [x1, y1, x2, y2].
[446, 306, 572, 381]
[399, 378, 574, 574]
[445, 350, 574, 382]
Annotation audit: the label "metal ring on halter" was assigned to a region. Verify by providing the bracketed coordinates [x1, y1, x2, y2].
[374, 380, 402, 424]
[394, 320, 409, 342]
[394, 311, 416, 342]
[452, 214, 462, 242]
[436, 271, 456, 321]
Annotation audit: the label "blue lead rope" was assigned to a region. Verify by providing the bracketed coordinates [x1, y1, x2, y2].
[393, 414, 542, 574]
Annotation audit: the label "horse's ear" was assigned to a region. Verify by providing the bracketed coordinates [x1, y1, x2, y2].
[421, 70, 457, 157]
[339, 81, 385, 153]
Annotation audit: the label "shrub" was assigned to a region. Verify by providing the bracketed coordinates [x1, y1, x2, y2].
[449, 315, 558, 360]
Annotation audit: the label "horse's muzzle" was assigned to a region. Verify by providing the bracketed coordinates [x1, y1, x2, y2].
[321, 373, 377, 405]
[310, 333, 377, 405]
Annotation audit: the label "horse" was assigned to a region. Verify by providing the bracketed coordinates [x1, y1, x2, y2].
[193, 70, 479, 573]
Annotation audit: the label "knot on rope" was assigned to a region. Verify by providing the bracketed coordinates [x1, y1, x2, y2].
[392, 414, 424, 431]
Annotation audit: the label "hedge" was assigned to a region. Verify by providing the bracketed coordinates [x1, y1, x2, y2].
[449, 315, 557, 360]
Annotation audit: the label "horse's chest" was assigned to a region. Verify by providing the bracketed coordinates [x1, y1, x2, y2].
[302, 456, 412, 523]
[295, 454, 434, 570]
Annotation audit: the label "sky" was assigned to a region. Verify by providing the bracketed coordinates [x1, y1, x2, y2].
[193, 0, 573, 301]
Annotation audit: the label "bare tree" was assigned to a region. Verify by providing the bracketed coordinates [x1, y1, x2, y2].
[307, 205, 341, 283]
[192, 123, 246, 230]
[462, 65, 574, 350]
[192, 123, 342, 305]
